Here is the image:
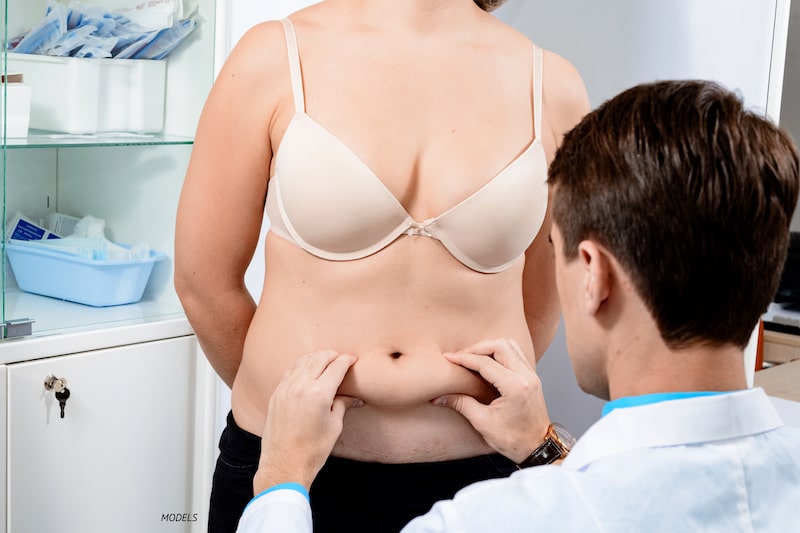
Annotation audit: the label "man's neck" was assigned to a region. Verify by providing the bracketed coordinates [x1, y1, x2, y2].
[607, 341, 748, 400]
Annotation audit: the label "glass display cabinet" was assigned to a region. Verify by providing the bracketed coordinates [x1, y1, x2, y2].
[0, 1, 224, 530]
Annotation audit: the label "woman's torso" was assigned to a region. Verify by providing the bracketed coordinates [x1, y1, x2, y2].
[232, 3, 557, 463]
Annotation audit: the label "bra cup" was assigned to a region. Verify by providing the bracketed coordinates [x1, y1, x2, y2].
[275, 115, 412, 256]
[429, 143, 548, 273]
[269, 115, 549, 272]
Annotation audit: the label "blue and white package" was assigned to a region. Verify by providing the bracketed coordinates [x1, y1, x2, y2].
[6, 212, 62, 241]
[10, 1, 199, 60]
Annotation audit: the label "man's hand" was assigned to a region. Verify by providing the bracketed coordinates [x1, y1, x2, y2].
[253, 350, 362, 493]
[433, 339, 550, 464]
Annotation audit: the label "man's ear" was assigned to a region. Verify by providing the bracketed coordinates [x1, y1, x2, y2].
[577, 241, 612, 316]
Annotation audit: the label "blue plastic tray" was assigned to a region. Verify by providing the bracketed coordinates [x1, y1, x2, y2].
[5, 240, 165, 307]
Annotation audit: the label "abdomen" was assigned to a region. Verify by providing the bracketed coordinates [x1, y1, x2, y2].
[231, 234, 539, 462]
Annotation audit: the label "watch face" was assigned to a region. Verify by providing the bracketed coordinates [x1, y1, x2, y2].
[552, 423, 577, 451]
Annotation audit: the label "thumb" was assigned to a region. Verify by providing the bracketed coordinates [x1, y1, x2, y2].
[433, 393, 485, 426]
[331, 395, 364, 418]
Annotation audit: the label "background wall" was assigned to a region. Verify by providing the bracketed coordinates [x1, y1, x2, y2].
[781, 2, 800, 230]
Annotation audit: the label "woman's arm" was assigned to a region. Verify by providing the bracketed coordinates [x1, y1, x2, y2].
[523, 51, 590, 358]
[175, 22, 286, 387]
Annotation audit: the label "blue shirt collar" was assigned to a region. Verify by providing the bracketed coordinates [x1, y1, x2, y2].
[602, 391, 738, 417]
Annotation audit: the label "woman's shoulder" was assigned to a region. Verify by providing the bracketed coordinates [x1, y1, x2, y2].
[540, 49, 587, 100]
[539, 48, 591, 140]
[490, 18, 590, 137]
[487, 16, 585, 97]
[234, 19, 287, 57]
[209, 21, 292, 115]
[232, 0, 331, 59]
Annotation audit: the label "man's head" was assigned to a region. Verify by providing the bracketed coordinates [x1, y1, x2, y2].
[548, 80, 799, 384]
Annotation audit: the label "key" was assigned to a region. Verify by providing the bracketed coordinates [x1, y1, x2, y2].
[55, 388, 70, 419]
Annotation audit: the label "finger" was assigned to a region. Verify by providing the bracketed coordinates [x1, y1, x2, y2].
[287, 350, 339, 381]
[433, 393, 491, 431]
[454, 338, 534, 373]
[316, 353, 357, 392]
[331, 395, 364, 418]
[444, 342, 537, 397]
[443, 351, 509, 391]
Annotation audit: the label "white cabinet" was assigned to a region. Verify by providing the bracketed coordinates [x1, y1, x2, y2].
[3, 335, 216, 533]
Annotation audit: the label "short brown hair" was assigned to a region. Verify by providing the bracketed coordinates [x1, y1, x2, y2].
[549, 80, 800, 348]
[474, 0, 506, 12]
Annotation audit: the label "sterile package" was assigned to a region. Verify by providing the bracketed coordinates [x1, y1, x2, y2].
[11, 1, 200, 60]
[15, 236, 151, 261]
[6, 52, 166, 134]
[6, 212, 62, 241]
[89, 0, 200, 32]
[45, 212, 81, 236]
[0, 73, 32, 138]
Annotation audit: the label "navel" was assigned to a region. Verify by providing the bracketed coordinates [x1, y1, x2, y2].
[389, 351, 403, 360]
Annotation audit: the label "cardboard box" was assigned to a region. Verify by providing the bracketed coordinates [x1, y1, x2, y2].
[0, 72, 32, 138]
[6, 53, 166, 134]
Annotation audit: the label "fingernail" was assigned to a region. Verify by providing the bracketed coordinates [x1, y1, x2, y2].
[432, 397, 446, 406]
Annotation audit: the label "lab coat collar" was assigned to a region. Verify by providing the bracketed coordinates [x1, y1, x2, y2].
[563, 387, 783, 471]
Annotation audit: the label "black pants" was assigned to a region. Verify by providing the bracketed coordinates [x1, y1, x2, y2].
[208, 411, 518, 533]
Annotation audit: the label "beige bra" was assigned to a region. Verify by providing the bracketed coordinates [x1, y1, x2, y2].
[265, 18, 548, 274]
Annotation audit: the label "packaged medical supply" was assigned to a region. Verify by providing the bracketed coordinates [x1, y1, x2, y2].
[117, 15, 198, 60]
[69, 213, 107, 238]
[6, 212, 61, 241]
[6, 212, 150, 260]
[11, 1, 200, 60]
[0, 73, 32, 138]
[78, 0, 199, 32]
[12, 3, 67, 55]
[32, 213, 152, 260]
[18, 236, 151, 261]
[45, 212, 81, 237]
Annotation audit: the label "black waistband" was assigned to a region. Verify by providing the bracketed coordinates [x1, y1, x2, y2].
[220, 410, 262, 462]
[222, 409, 517, 475]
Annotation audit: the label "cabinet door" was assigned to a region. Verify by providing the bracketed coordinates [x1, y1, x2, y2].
[7, 336, 213, 533]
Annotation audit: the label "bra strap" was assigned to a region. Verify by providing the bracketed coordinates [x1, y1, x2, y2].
[280, 18, 306, 114]
[533, 44, 543, 140]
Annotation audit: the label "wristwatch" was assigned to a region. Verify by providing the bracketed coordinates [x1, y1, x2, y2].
[517, 422, 575, 468]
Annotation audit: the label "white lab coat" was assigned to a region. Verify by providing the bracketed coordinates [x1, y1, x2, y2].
[236, 388, 800, 532]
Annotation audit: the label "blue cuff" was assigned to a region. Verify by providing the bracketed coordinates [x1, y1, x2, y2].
[245, 482, 310, 511]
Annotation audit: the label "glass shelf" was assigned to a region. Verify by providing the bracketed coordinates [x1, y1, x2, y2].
[2, 129, 195, 149]
[3, 289, 186, 337]
[0, 289, 193, 364]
